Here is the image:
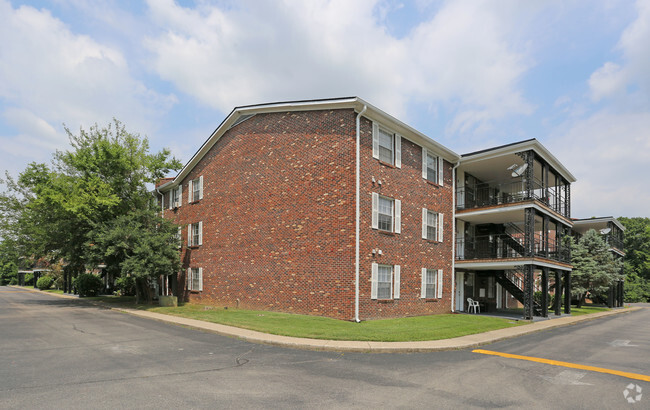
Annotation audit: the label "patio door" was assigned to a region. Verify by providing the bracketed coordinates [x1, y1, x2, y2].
[455, 272, 465, 311]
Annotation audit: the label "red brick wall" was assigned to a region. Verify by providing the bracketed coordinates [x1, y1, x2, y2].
[165, 109, 357, 319]
[163, 108, 454, 320]
[357, 117, 455, 319]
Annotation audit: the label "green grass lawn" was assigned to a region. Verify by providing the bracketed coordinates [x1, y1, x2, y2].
[141, 304, 525, 342]
[570, 305, 610, 316]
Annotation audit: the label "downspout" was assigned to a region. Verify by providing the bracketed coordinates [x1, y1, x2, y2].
[355, 105, 367, 323]
[155, 186, 164, 213]
[450, 160, 461, 313]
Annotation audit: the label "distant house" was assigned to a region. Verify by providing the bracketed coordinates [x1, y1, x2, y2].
[155, 97, 587, 320]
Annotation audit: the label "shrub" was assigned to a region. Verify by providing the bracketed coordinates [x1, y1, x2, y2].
[24, 273, 34, 286]
[115, 275, 136, 296]
[534, 291, 554, 308]
[73, 273, 103, 297]
[37, 276, 54, 290]
[9, 278, 17, 285]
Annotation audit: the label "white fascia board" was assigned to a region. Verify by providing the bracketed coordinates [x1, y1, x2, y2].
[169, 97, 460, 186]
[457, 203, 574, 227]
[462, 139, 576, 183]
[457, 260, 572, 271]
[573, 216, 625, 232]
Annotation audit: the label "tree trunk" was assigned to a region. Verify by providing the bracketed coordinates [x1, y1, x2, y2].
[135, 277, 153, 304]
[577, 292, 586, 308]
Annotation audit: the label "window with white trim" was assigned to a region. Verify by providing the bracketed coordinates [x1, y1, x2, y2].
[426, 153, 438, 182]
[378, 196, 393, 232]
[372, 123, 401, 168]
[422, 208, 443, 242]
[187, 221, 203, 247]
[421, 268, 443, 299]
[371, 263, 400, 300]
[372, 193, 401, 233]
[425, 209, 437, 240]
[170, 186, 182, 208]
[422, 147, 443, 186]
[175, 226, 182, 248]
[187, 267, 203, 291]
[188, 176, 203, 203]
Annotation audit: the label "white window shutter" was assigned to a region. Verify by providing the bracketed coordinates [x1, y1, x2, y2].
[198, 267, 203, 291]
[394, 199, 401, 234]
[187, 268, 191, 290]
[199, 176, 204, 200]
[422, 147, 428, 179]
[422, 208, 428, 239]
[198, 221, 203, 246]
[395, 135, 402, 168]
[178, 186, 182, 206]
[393, 265, 400, 299]
[438, 156, 444, 186]
[177, 227, 182, 248]
[168, 191, 172, 210]
[438, 213, 444, 242]
[188, 180, 193, 204]
[371, 192, 379, 229]
[371, 263, 378, 299]
[187, 224, 192, 246]
[421, 268, 427, 298]
[372, 122, 379, 159]
[437, 269, 443, 298]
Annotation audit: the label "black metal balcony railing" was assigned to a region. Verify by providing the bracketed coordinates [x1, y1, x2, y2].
[456, 232, 570, 264]
[456, 178, 569, 218]
[604, 234, 624, 251]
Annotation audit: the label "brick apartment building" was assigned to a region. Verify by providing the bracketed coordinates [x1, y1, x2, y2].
[156, 97, 581, 321]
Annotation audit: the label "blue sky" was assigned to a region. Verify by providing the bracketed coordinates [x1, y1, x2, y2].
[1, 0, 649, 217]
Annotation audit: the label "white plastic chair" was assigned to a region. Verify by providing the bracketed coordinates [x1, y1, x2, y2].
[467, 298, 480, 314]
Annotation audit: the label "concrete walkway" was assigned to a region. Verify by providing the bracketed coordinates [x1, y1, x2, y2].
[15, 287, 644, 353]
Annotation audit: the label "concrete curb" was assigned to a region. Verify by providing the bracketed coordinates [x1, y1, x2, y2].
[11, 286, 644, 353]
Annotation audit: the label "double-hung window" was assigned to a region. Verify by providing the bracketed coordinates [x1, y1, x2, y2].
[371, 263, 400, 300]
[187, 222, 203, 247]
[422, 208, 443, 242]
[421, 268, 443, 299]
[372, 193, 401, 233]
[170, 186, 182, 208]
[188, 176, 203, 203]
[372, 123, 401, 168]
[187, 267, 203, 291]
[422, 147, 443, 185]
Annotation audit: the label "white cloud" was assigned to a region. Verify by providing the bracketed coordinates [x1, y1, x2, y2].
[550, 109, 650, 218]
[589, 0, 650, 102]
[144, 0, 532, 132]
[0, 0, 175, 174]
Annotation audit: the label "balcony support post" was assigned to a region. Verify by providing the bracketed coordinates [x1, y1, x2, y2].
[564, 270, 571, 314]
[566, 181, 571, 217]
[524, 208, 535, 257]
[554, 270, 562, 316]
[541, 267, 549, 317]
[523, 264, 535, 320]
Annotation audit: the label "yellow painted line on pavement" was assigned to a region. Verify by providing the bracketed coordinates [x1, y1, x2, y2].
[473, 349, 650, 383]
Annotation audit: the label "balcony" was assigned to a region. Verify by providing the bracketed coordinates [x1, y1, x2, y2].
[456, 178, 569, 218]
[604, 234, 624, 253]
[456, 231, 570, 264]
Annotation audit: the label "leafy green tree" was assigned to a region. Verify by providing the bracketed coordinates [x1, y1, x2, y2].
[619, 217, 650, 302]
[571, 229, 623, 307]
[0, 119, 182, 299]
[89, 208, 180, 303]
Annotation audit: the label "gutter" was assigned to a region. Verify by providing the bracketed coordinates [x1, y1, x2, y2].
[355, 105, 367, 323]
[450, 160, 461, 312]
